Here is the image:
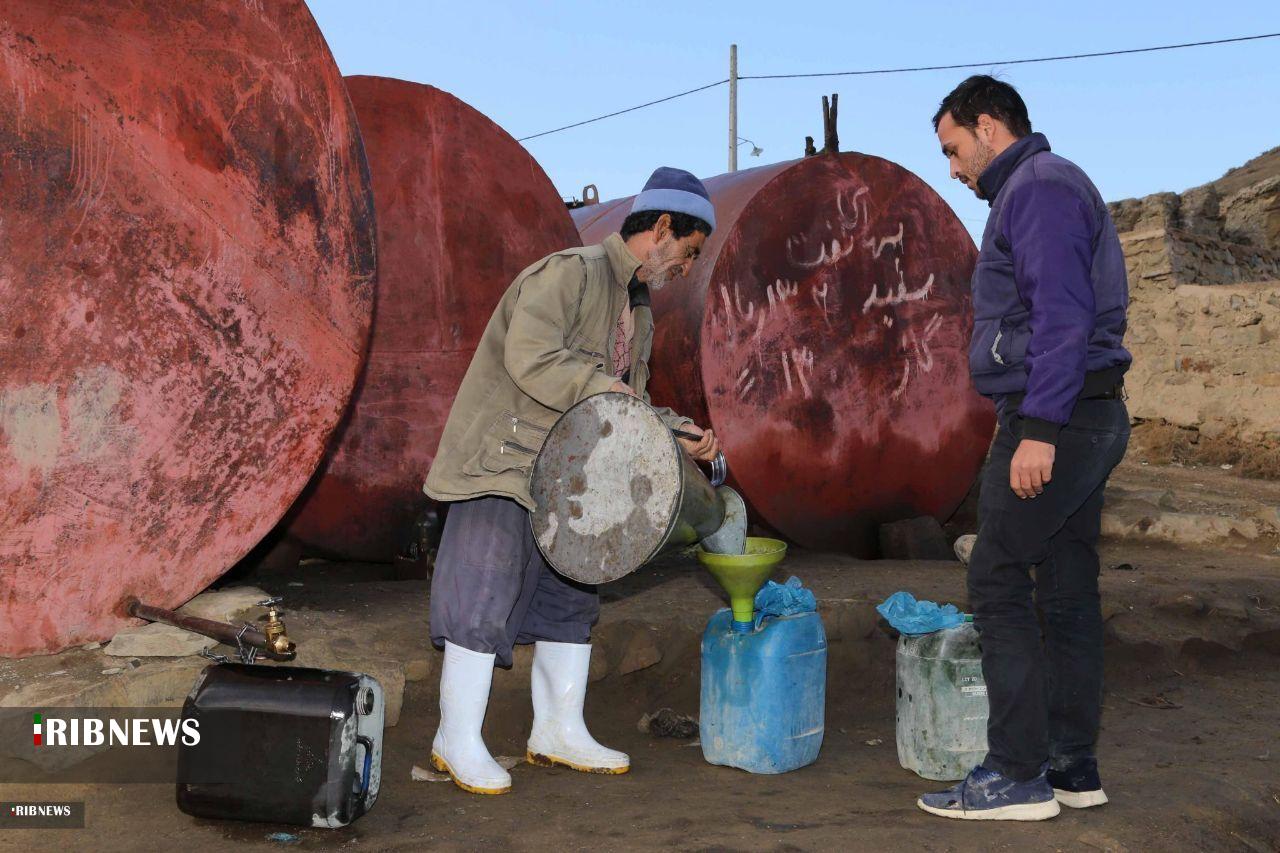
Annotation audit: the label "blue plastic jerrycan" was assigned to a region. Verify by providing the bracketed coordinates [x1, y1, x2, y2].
[699, 608, 827, 774]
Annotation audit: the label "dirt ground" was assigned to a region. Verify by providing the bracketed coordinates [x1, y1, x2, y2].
[3, 466, 1280, 852]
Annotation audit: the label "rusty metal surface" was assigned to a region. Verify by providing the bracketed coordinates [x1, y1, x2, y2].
[283, 76, 584, 562]
[575, 154, 995, 554]
[0, 1, 376, 656]
[530, 393, 724, 584]
[569, 195, 630, 236]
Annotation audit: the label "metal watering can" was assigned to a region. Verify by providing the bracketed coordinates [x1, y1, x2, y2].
[529, 392, 740, 584]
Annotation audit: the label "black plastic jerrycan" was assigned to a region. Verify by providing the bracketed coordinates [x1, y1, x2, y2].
[176, 664, 384, 828]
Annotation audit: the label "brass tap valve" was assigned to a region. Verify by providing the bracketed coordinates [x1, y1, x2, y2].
[258, 597, 296, 657]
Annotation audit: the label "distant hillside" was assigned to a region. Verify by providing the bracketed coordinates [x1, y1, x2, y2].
[1108, 145, 1280, 268]
[1110, 145, 1280, 211]
[1106, 146, 1280, 478]
[1201, 145, 1280, 199]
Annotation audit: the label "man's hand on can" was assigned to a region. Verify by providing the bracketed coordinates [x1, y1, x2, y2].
[1010, 438, 1055, 499]
[677, 423, 720, 462]
[609, 380, 638, 397]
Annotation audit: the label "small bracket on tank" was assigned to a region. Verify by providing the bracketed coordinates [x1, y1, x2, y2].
[804, 94, 839, 157]
[565, 184, 600, 210]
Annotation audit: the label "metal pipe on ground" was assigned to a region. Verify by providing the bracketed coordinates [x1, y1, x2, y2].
[125, 599, 295, 662]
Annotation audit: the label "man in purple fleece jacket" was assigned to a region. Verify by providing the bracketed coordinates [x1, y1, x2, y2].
[917, 76, 1132, 822]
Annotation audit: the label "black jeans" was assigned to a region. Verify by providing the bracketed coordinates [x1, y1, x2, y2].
[968, 398, 1130, 781]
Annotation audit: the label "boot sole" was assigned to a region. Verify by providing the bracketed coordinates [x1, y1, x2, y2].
[525, 749, 630, 775]
[1054, 788, 1109, 808]
[430, 752, 511, 795]
[917, 798, 1061, 821]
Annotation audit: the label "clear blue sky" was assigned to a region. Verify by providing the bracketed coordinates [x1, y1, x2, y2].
[309, 1, 1279, 237]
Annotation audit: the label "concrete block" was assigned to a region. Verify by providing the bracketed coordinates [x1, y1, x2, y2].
[878, 516, 953, 561]
[178, 586, 271, 624]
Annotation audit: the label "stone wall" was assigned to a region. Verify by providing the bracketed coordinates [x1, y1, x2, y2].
[1110, 147, 1280, 470]
[1119, 228, 1280, 287]
[1125, 280, 1280, 447]
[1109, 147, 1280, 287]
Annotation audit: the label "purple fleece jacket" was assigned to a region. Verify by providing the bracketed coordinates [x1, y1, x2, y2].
[968, 132, 1131, 443]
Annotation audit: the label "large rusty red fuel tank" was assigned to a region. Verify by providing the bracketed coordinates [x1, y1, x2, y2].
[573, 154, 994, 554]
[281, 77, 583, 562]
[0, 1, 376, 656]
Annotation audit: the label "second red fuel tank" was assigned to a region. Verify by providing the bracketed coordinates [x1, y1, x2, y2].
[283, 77, 584, 561]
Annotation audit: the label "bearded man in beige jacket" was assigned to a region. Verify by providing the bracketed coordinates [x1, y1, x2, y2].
[422, 167, 719, 795]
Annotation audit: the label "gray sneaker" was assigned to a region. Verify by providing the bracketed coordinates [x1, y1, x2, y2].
[918, 765, 1061, 821]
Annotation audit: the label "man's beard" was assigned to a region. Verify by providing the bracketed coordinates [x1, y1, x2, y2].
[640, 238, 683, 291]
[964, 137, 996, 199]
[646, 267, 674, 291]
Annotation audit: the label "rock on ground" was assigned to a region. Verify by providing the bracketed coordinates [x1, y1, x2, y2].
[105, 622, 217, 658]
[177, 585, 272, 624]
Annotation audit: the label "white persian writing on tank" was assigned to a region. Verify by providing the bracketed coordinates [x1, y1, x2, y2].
[717, 183, 939, 405]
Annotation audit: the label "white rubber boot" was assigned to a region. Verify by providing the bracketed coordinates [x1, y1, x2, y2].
[526, 641, 630, 774]
[430, 642, 512, 795]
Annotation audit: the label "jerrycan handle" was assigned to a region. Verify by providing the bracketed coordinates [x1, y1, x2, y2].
[353, 735, 374, 801]
[708, 453, 727, 487]
[671, 428, 728, 487]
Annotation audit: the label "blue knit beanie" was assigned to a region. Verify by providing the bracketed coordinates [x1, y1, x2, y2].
[630, 166, 715, 232]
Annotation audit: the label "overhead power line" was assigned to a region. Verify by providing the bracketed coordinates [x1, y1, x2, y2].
[517, 31, 1280, 142]
[739, 32, 1280, 80]
[518, 79, 728, 142]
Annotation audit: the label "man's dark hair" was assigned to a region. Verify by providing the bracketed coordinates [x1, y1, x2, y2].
[932, 75, 1032, 137]
[619, 210, 711, 241]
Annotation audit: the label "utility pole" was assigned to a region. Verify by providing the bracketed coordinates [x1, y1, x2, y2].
[728, 44, 738, 173]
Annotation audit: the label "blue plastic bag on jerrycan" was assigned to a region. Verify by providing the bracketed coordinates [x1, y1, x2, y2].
[700, 577, 827, 774]
[875, 590, 965, 635]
